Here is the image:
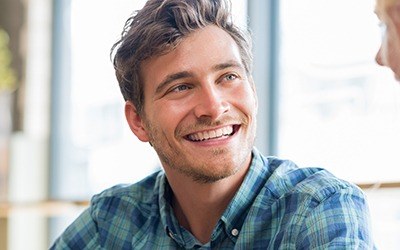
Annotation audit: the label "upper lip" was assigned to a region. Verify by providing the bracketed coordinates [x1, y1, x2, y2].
[185, 125, 236, 141]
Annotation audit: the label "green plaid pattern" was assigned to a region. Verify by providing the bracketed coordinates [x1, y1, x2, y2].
[51, 148, 375, 249]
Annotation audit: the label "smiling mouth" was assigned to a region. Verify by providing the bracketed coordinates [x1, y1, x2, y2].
[185, 125, 240, 142]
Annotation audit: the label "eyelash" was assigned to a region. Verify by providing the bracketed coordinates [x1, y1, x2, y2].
[171, 84, 191, 93]
[222, 73, 239, 82]
[167, 73, 240, 94]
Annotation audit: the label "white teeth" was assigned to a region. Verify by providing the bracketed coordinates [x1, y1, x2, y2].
[188, 126, 234, 141]
[209, 130, 216, 139]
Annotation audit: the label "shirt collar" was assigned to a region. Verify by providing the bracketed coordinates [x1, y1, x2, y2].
[220, 147, 270, 241]
[158, 174, 186, 246]
[158, 147, 271, 246]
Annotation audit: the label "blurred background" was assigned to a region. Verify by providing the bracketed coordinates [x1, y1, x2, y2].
[0, 0, 399, 249]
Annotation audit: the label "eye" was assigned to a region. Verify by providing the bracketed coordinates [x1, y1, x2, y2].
[171, 84, 191, 93]
[222, 73, 239, 82]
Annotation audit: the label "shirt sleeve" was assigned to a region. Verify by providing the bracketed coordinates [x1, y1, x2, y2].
[296, 186, 375, 249]
[49, 207, 101, 250]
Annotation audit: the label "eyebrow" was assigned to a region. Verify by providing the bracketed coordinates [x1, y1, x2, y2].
[212, 60, 243, 71]
[154, 60, 244, 95]
[155, 71, 194, 95]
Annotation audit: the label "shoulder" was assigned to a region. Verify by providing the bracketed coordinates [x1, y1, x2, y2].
[89, 170, 164, 219]
[263, 156, 364, 204]
[50, 171, 166, 249]
[258, 157, 374, 247]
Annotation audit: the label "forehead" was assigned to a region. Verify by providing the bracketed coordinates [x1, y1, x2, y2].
[140, 25, 244, 82]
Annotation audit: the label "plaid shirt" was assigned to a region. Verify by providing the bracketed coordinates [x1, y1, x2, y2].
[51, 148, 374, 249]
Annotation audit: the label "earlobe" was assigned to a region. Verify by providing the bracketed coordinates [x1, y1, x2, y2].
[125, 101, 150, 142]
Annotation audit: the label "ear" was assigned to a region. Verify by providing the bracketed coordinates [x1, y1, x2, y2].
[125, 101, 150, 142]
[248, 75, 256, 93]
[248, 76, 259, 111]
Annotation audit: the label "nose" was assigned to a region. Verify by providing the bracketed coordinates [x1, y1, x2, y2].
[375, 47, 384, 66]
[193, 85, 230, 120]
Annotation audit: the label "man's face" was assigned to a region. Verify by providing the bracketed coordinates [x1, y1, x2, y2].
[136, 25, 257, 183]
[375, 1, 400, 81]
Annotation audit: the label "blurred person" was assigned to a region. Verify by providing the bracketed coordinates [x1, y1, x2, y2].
[50, 0, 375, 248]
[375, 0, 400, 81]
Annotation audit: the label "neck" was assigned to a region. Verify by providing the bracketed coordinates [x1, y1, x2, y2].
[165, 160, 251, 244]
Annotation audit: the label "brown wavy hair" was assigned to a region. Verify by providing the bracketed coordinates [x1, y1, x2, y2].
[111, 0, 253, 115]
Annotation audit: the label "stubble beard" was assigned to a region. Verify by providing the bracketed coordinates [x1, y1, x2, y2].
[143, 116, 256, 184]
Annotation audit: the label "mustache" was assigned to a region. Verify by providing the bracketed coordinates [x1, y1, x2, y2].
[176, 115, 249, 137]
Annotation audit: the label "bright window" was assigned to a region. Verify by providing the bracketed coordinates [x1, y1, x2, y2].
[279, 0, 400, 184]
[278, 0, 400, 249]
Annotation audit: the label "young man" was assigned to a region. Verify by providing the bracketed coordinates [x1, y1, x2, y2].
[51, 0, 374, 248]
[375, 0, 400, 81]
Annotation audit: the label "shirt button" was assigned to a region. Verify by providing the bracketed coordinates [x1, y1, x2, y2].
[168, 231, 175, 239]
[231, 228, 239, 237]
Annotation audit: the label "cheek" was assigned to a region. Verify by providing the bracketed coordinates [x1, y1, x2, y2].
[386, 36, 400, 67]
[393, 34, 400, 64]
[233, 86, 258, 116]
[150, 101, 191, 133]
